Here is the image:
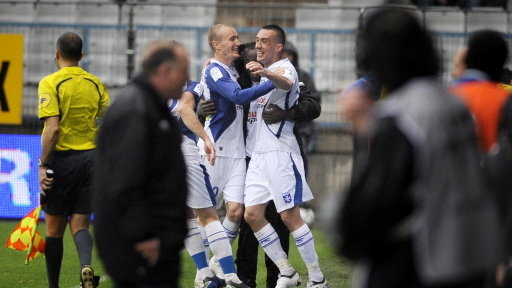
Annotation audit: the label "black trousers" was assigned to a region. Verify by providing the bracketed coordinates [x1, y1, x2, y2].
[236, 201, 290, 288]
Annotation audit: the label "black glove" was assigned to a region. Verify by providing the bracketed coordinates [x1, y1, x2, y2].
[196, 99, 217, 119]
[263, 104, 293, 124]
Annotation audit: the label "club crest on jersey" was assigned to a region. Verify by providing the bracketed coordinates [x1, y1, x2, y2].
[282, 192, 292, 204]
[210, 67, 223, 82]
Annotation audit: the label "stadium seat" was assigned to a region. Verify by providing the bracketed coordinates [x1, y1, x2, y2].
[467, 8, 508, 33]
[0, 3, 36, 22]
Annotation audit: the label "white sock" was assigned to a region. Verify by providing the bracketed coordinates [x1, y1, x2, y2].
[205, 221, 236, 275]
[185, 219, 213, 279]
[198, 224, 210, 260]
[292, 224, 324, 282]
[222, 217, 240, 244]
[254, 223, 294, 276]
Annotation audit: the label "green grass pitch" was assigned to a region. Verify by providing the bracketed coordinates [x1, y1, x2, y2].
[1, 220, 352, 287]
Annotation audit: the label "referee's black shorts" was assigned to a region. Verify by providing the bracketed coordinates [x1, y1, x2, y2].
[43, 149, 94, 216]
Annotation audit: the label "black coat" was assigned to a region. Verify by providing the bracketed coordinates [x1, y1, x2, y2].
[93, 75, 188, 286]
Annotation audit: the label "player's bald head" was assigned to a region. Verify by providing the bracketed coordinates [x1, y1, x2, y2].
[141, 40, 185, 75]
[56, 32, 82, 61]
[208, 24, 235, 52]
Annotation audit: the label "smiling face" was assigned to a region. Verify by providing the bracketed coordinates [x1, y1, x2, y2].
[255, 29, 283, 67]
[213, 25, 240, 65]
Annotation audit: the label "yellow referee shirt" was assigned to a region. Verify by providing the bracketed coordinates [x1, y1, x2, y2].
[38, 66, 110, 151]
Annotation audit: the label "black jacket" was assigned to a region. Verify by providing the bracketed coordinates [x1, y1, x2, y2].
[93, 75, 188, 285]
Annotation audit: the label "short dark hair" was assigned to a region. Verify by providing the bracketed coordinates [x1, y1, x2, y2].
[239, 41, 256, 56]
[356, 8, 439, 92]
[466, 30, 509, 82]
[262, 24, 286, 45]
[234, 42, 256, 89]
[56, 32, 82, 61]
[141, 40, 181, 75]
[283, 41, 299, 68]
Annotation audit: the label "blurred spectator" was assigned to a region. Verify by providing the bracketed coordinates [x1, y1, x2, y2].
[337, 75, 381, 191]
[450, 29, 512, 288]
[337, 7, 500, 288]
[338, 75, 380, 135]
[93, 40, 189, 288]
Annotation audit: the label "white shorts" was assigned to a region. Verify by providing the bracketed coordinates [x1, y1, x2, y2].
[183, 139, 218, 209]
[201, 156, 246, 209]
[244, 151, 313, 213]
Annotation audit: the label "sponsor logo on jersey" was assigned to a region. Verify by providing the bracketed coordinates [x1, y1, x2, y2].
[247, 111, 257, 124]
[256, 97, 266, 104]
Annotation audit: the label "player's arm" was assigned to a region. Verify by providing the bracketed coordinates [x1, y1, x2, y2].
[37, 79, 59, 191]
[178, 91, 216, 165]
[246, 61, 293, 91]
[263, 82, 321, 124]
[97, 81, 111, 119]
[39, 116, 59, 191]
[206, 65, 275, 105]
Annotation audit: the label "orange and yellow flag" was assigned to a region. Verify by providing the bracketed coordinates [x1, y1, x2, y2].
[5, 205, 45, 264]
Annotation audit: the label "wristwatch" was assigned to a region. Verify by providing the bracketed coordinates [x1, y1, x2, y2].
[38, 159, 49, 168]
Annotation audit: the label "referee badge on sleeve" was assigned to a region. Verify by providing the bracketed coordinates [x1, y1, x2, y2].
[38, 93, 52, 109]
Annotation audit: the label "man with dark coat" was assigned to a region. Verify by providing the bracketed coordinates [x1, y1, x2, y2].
[93, 40, 189, 288]
[338, 8, 500, 288]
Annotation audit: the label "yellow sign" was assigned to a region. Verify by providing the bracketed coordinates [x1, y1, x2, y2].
[0, 34, 24, 125]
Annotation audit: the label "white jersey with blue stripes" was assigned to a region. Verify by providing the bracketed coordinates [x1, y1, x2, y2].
[199, 59, 245, 158]
[249, 58, 301, 154]
[199, 59, 277, 158]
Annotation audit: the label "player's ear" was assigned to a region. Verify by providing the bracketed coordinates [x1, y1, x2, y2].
[276, 43, 283, 53]
[212, 40, 220, 50]
[78, 52, 83, 62]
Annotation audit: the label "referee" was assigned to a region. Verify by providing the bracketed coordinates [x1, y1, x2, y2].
[38, 32, 110, 288]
